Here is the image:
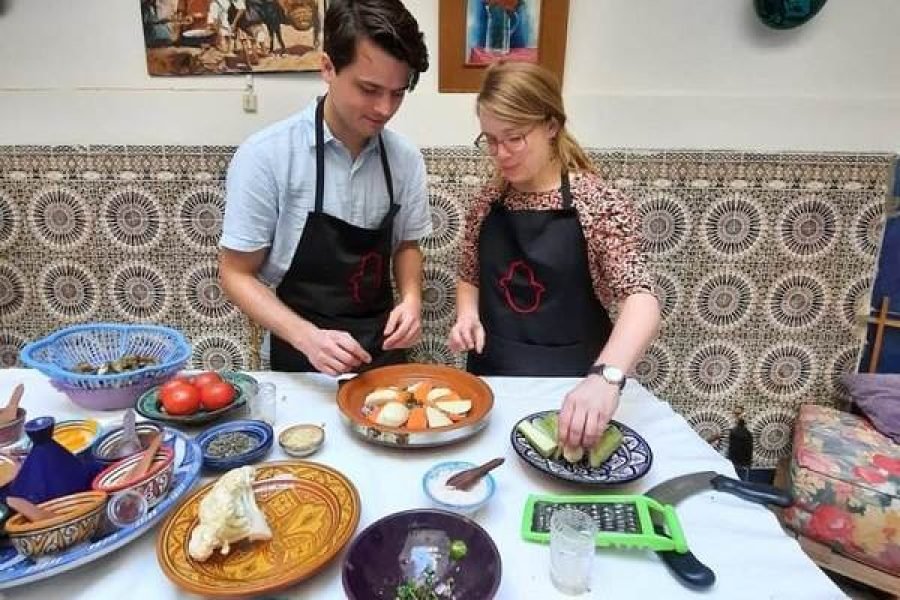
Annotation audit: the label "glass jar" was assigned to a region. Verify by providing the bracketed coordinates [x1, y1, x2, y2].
[252, 382, 277, 426]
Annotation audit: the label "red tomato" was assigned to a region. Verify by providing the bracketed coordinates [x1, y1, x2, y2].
[199, 381, 236, 411]
[192, 371, 223, 389]
[160, 382, 201, 415]
[159, 376, 192, 395]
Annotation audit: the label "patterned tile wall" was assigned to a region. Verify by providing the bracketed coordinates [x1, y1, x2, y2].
[0, 146, 894, 466]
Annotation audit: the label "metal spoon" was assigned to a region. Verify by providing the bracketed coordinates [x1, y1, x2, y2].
[445, 457, 505, 491]
[118, 408, 142, 457]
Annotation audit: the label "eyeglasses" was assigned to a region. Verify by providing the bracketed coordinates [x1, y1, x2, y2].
[474, 125, 537, 156]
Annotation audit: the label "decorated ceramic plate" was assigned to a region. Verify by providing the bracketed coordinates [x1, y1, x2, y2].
[336, 364, 494, 448]
[342, 509, 502, 600]
[157, 460, 361, 598]
[510, 410, 653, 485]
[52, 419, 101, 456]
[135, 371, 255, 426]
[0, 428, 202, 589]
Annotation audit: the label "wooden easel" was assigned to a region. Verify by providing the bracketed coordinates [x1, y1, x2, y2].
[778, 295, 900, 597]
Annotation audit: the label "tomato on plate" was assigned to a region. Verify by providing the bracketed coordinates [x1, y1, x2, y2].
[160, 382, 201, 415]
[192, 371, 224, 389]
[199, 381, 236, 411]
[159, 376, 192, 395]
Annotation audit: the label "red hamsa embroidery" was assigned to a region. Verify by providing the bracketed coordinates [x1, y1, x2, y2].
[498, 259, 546, 314]
[348, 251, 384, 304]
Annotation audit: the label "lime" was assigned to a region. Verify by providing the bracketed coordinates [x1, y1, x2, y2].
[449, 539, 468, 560]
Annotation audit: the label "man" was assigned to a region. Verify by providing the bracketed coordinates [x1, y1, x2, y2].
[219, 0, 431, 375]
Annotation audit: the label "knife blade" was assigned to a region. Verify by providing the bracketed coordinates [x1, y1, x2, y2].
[646, 471, 793, 508]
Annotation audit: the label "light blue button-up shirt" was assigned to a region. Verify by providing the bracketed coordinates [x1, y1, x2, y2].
[220, 99, 432, 287]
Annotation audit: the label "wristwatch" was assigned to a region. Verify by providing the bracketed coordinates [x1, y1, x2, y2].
[587, 363, 626, 391]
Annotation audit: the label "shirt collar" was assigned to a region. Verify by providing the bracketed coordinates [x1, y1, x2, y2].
[304, 97, 381, 156]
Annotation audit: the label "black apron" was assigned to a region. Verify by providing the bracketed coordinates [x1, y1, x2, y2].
[467, 172, 613, 376]
[270, 98, 405, 372]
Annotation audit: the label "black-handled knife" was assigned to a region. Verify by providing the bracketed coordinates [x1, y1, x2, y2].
[710, 474, 793, 507]
[645, 470, 795, 589]
[653, 525, 716, 589]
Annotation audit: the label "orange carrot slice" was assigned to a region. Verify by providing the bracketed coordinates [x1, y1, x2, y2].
[407, 407, 427, 430]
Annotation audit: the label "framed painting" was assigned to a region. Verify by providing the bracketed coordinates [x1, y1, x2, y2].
[439, 0, 570, 93]
[141, 0, 327, 76]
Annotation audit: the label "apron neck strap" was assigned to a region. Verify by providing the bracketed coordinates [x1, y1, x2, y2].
[560, 170, 573, 210]
[314, 96, 396, 215]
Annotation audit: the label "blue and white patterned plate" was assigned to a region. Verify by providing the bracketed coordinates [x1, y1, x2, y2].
[0, 427, 201, 589]
[510, 410, 653, 485]
[195, 419, 273, 471]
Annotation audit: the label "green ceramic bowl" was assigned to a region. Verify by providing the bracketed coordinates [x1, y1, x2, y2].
[135, 371, 256, 426]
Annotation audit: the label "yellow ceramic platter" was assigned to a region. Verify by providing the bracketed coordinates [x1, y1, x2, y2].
[156, 461, 360, 598]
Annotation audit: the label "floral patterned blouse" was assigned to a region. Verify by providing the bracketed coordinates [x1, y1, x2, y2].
[457, 171, 654, 308]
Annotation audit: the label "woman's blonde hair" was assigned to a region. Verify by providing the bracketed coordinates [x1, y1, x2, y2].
[477, 61, 595, 177]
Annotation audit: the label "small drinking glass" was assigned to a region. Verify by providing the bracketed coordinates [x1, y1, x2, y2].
[549, 507, 597, 595]
[106, 490, 148, 529]
[252, 382, 277, 426]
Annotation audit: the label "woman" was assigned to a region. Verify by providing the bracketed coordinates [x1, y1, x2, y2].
[448, 62, 660, 450]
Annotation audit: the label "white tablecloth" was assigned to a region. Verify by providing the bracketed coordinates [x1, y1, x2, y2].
[0, 371, 844, 600]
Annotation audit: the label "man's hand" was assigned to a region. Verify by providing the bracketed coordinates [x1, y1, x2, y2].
[383, 298, 422, 350]
[558, 376, 621, 449]
[299, 329, 371, 376]
[448, 314, 485, 353]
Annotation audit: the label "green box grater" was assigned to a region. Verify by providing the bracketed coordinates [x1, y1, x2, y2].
[521, 494, 688, 553]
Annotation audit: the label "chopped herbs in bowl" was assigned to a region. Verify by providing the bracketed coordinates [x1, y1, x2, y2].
[195, 420, 273, 471]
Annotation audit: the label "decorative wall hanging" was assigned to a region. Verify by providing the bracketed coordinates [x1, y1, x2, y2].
[141, 0, 327, 75]
[439, 0, 569, 93]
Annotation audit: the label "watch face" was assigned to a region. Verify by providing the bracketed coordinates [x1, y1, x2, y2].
[603, 366, 624, 382]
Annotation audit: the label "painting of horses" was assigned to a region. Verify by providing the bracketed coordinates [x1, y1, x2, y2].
[141, 0, 326, 75]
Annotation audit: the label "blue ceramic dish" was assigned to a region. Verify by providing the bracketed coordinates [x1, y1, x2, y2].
[422, 461, 496, 516]
[195, 419, 273, 471]
[90, 421, 165, 468]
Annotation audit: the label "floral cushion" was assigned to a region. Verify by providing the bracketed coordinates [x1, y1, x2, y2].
[782, 404, 900, 575]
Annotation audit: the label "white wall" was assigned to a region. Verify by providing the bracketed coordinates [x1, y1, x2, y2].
[0, 0, 898, 151]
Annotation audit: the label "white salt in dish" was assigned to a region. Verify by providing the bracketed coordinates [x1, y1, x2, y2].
[422, 461, 496, 515]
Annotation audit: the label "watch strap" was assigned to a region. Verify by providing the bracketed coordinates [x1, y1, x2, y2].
[587, 364, 626, 390]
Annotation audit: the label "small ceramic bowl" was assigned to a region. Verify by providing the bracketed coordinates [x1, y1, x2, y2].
[92, 445, 174, 509]
[195, 419, 273, 471]
[90, 421, 164, 467]
[5, 490, 107, 558]
[278, 424, 325, 458]
[53, 419, 101, 457]
[0, 408, 27, 447]
[422, 461, 496, 516]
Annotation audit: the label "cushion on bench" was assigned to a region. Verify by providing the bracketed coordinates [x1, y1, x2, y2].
[782, 404, 900, 575]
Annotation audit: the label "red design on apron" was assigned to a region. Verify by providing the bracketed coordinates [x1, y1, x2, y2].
[348, 251, 384, 304]
[498, 259, 546, 314]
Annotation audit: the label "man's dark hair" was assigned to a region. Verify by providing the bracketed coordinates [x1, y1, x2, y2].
[324, 0, 429, 91]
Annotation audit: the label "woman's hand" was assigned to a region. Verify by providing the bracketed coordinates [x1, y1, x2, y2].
[448, 314, 485, 353]
[558, 376, 621, 448]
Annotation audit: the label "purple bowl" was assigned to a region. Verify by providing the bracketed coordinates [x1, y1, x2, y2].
[51, 379, 159, 411]
[342, 509, 502, 600]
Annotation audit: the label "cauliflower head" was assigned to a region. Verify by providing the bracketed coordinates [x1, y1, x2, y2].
[188, 465, 273, 562]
